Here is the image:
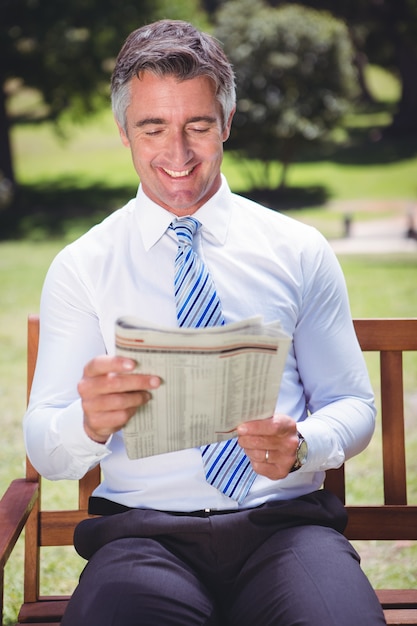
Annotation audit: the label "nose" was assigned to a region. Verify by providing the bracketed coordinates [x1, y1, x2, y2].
[166, 129, 193, 167]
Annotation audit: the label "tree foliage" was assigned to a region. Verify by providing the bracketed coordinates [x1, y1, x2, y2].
[211, 0, 417, 136]
[0, 0, 206, 191]
[269, 0, 417, 133]
[214, 0, 358, 188]
[344, 0, 417, 134]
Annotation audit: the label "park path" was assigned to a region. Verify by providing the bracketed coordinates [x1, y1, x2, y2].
[327, 200, 417, 255]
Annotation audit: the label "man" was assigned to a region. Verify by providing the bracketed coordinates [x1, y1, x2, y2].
[24, 19, 386, 625]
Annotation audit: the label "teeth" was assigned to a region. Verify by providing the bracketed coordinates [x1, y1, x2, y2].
[163, 168, 192, 178]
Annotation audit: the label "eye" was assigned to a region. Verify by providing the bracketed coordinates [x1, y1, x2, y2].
[145, 128, 163, 136]
[189, 126, 210, 134]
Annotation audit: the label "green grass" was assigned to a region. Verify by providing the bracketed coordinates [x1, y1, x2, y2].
[223, 140, 417, 203]
[5, 63, 417, 242]
[12, 109, 137, 189]
[5, 109, 417, 241]
[11, 111, 417, 202]
[341, 255, 417, 319]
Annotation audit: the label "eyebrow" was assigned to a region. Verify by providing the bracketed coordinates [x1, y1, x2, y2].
[135, 115, 217, 128]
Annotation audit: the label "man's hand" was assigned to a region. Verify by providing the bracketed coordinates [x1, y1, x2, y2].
[77, 356, 161, 444]
[237, 414, 299, 480]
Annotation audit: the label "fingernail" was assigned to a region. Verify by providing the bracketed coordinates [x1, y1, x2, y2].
[149, 376, 161, 388]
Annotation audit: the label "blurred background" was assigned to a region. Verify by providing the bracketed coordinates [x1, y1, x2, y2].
[1, 1, 416, 622]
[1, 0, 417, 236]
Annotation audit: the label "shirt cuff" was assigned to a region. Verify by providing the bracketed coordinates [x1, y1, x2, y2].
[297, 417, 345, 472]
[46, 399, 112, 478]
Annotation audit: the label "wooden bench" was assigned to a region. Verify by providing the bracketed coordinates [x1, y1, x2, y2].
[0, 315, 416, 625]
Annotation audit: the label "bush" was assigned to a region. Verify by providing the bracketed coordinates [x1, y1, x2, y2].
[215, 0, 358, 188]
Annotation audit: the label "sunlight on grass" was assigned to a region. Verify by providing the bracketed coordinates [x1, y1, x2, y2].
[11, 110, 138, 189]
[287, 160, 417, 202]
[10, 63, 417, 206]
[340, 255, 417, 319]
[365, 64, 401, 103]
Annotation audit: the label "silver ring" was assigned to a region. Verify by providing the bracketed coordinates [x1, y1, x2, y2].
[265, 449, 269, 462]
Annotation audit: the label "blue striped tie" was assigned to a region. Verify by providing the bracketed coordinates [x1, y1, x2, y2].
[172, 216, 256, 503]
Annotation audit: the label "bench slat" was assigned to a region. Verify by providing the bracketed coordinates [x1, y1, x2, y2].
[384, 609, 417, 625]
[18, 598, 69, 623]
[345, 506, 417, 540]
[353, 318, 417, 351]
[39, 511, 93, 546]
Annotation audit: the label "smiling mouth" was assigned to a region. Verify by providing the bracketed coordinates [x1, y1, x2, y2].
[162, 167, 195, 178]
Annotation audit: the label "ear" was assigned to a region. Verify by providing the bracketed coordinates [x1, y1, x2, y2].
[222, 106, 236, 142]
[115, 116, 130, 148]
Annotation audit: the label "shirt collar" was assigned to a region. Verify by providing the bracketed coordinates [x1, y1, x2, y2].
[135, 174, 232, 251]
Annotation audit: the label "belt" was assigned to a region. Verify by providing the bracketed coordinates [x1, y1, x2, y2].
[88, 496, 241, 517]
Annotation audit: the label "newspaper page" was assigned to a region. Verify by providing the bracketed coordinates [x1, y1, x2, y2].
[115, 316, 291, 460]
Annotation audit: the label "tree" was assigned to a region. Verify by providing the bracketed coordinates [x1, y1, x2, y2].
[214, 0, 358, 189]
[359, 0, 417, 134]
[0, 0, 206, 202]
[266, 0, 417, 134]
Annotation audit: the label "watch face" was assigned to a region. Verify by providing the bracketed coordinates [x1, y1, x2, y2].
[290, 434, 308, 473]
[298, 438, 308, 465]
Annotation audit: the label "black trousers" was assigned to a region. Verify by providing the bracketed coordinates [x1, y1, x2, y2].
[62, 490, 386, 625]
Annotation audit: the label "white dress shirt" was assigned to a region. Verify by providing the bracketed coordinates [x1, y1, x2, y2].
[24, 176, 376, 512]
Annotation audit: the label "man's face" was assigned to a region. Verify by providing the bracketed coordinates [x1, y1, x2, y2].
[117, 72, 234, 216]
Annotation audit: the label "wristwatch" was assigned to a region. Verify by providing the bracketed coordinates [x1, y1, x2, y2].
[289, 431, 308, 472]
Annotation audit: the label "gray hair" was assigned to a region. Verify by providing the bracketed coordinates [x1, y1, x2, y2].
[111, 20, 236, 132]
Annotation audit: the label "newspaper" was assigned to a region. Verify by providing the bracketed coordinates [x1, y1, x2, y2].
[115, 316, 291, 460]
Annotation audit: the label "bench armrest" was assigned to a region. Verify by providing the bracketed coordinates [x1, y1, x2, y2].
[0, 478, 39, 567]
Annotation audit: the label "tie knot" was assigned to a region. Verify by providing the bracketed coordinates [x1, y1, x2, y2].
[171, 216, 200, 246]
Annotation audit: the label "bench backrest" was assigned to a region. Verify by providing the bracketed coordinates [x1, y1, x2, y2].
[325, 318, 417, 540]
[24, 315, 417, 605]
